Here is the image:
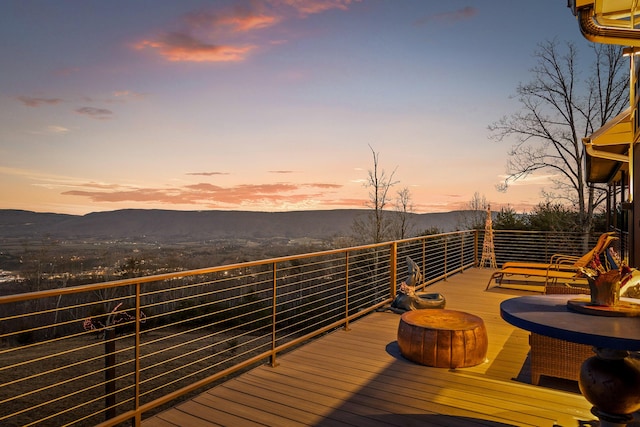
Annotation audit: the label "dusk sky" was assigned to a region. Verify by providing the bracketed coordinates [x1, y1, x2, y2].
[1, 1, 591, 216]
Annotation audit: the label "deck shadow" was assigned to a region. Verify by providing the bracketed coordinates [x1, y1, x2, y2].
[512, 353, 581, 394]
[314, 413, 518, 426]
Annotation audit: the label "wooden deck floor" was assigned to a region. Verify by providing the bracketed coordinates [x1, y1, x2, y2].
[143, 268, 599, 427]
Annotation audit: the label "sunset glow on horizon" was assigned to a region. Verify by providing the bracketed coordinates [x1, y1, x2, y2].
[0, 1, 587, 216]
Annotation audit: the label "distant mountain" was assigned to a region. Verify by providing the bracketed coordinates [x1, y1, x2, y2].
[0, 209, 471, 243]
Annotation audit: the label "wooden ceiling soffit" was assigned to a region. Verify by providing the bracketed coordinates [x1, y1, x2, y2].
[583, 107, 632, 183]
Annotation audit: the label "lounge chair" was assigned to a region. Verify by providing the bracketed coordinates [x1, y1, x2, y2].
[486, 232, 617, 290]
[500, 231, 617, 271]
[486, 267, 587, 289]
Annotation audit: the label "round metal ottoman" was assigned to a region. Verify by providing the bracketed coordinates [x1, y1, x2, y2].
[397, 309, 488, 368]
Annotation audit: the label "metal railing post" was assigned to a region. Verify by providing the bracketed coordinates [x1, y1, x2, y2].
[270, 262, 278, 367]
[444, 236, 448, 280]
[422, 238, 427, 282]
[344, 251, 350, 331]
[390, 242, 397, 299]
[460, 233, 465, 272]
[134, 283, 141, 427]
[104, 327, 116, 422]
[474, 230, 479, 266]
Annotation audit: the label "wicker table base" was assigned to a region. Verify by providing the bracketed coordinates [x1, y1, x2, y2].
[530, 333, 593, 384]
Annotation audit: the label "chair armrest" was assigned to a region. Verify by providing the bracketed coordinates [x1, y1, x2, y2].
[550, 254, 579, 265]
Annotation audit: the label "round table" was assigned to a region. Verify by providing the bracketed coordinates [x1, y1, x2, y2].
[501, 295, 640, 426]
[500, 295, 640, 351]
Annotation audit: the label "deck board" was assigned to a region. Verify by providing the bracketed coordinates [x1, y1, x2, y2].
[144, 268, 600, 427]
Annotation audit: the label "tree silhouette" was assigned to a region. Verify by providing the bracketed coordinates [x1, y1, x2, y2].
[489, 40, 627, 234]
[352, 145, 399, 244]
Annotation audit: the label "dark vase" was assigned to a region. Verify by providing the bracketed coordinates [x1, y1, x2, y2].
[579, 350, 640, 416]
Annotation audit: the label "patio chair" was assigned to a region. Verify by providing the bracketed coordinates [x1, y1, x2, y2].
[486, 232, 617, 290]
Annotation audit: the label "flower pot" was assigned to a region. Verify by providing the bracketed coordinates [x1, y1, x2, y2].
[585, 269, 621, 306]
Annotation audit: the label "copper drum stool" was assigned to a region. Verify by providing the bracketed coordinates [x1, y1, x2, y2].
[397, 309, 488, 368]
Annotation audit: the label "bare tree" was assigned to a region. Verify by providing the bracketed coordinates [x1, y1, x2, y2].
[393, 187, 414, 239]
[489, 40, 627, 233]
[352, 145, 399, 244]
[457, 192, 488, 230]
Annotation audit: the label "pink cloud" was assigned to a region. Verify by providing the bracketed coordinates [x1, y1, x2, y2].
[75, 107, 113, 119]
[112, 90, 145, 100]
[187, 171, 230, 176]
[326, 197, 367, 207]
[54, 67, 81, 77]
[17, 96, 63, 107]
[414, 6, 477, 26]
[79, 182, 123, 190]
[185, 8, 280, 32]
[222, 14, 279, 31]
[273, 0, 360, 16]
[308, 183, 342, 189]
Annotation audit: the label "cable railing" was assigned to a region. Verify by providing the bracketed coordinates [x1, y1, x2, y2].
[491, 230, 612, 265]
[0, 229, 599, 426]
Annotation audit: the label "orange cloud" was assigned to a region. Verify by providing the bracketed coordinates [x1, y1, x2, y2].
[136, 33, 255, 62]
[184, 6, 280, 32]
[135, 0, 359, 63]
[224, 14, 278, 31]
[135, 4, 276, 63]
[62, 181, 343, 207]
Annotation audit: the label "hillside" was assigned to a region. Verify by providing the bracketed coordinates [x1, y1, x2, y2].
[0, 209, 471, 243]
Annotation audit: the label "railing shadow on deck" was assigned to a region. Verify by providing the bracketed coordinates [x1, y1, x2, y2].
[310, 341, 521, 427]
[0, 230, 600, 426]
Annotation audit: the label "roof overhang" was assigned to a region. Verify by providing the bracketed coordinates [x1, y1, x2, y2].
[583, 107, 632, 184]
[572, 1, 640, 47]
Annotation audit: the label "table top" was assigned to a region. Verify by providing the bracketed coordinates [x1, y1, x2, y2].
[400, 309, 483, 330]
[500, 294, 640, 351]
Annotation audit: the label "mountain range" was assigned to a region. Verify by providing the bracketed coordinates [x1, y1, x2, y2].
[0, 209, 472, 243]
